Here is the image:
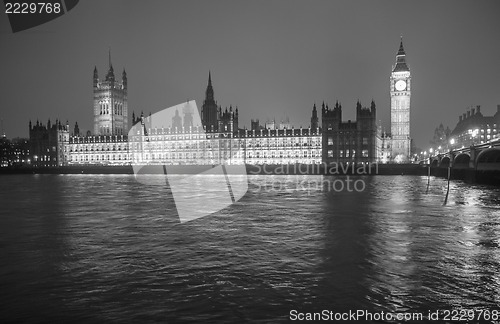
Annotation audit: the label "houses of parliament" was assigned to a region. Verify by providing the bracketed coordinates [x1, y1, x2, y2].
[29, 40, 412, 167]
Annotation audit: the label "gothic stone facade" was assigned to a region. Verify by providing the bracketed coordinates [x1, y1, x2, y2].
[34, 41, 420, 167]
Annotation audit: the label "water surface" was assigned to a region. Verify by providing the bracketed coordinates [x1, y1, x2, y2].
[1, 174, 499, 322]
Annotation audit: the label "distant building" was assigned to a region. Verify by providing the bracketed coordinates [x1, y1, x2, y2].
[0, 136, 8, 167]
[10, 137, 30, 166]
[450, 105, 500, 148]
[251, 119, 261, 131]
[29, 119, 69, 167]
[321, 101, 379, 164]
[265, 119, 276, 130]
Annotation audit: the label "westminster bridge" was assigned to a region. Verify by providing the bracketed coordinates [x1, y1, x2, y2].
[427, 140, 500, 185]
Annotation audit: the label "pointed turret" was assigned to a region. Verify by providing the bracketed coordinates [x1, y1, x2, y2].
[393, 37, 409, 72]
[122, 68, 127, 89]
[93, 66, 98, 88]
[109, 48, 113, 70]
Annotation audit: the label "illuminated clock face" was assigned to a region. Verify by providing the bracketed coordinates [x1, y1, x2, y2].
[395, 80, 406, 91]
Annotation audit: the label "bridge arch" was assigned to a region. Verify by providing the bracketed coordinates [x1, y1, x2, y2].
[430, 158, 439, 167]
[476, 148, 500, 171]
[453, 153, 470, 169]
[439, 156, 451, 167]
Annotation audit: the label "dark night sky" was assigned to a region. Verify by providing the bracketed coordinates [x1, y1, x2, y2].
[1, 0, 499, 150]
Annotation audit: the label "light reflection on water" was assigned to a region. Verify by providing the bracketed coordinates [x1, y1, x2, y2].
[0, 174, 499, 323]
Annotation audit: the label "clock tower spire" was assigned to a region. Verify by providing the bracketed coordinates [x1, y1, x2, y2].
[390, 37, 411, 162]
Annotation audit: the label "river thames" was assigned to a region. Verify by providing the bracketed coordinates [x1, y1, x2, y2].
[1, 174, 500, 323]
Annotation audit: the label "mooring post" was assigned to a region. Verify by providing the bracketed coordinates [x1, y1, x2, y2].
[443, 166, 451, 205]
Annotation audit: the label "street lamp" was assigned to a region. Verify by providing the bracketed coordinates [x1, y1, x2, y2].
[471, 129, 479, 146]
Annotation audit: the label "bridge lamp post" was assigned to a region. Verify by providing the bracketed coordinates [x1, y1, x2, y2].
[449, 138, 455, 151]
[471, 129, 479, 146]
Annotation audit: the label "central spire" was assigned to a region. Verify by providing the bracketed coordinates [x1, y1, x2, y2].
[105, 48, 115, 81]
[205, 71, 214, 101]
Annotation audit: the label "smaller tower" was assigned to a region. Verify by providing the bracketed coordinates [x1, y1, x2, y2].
[251, 119, 260, 131]
[93, 66, 98, 88]
[218, 105, 237, 134]
[93, 51, 128, 136]
[321, 101, 342, 163]
[122, 69, 127, 90]
[183, 102, 193, 129]
[172, 109, 182, 130]
[74, 122, 80, 137]
[311, 103, 318, 130]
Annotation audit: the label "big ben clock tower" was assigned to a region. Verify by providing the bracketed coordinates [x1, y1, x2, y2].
[390, 38, 411, 162]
